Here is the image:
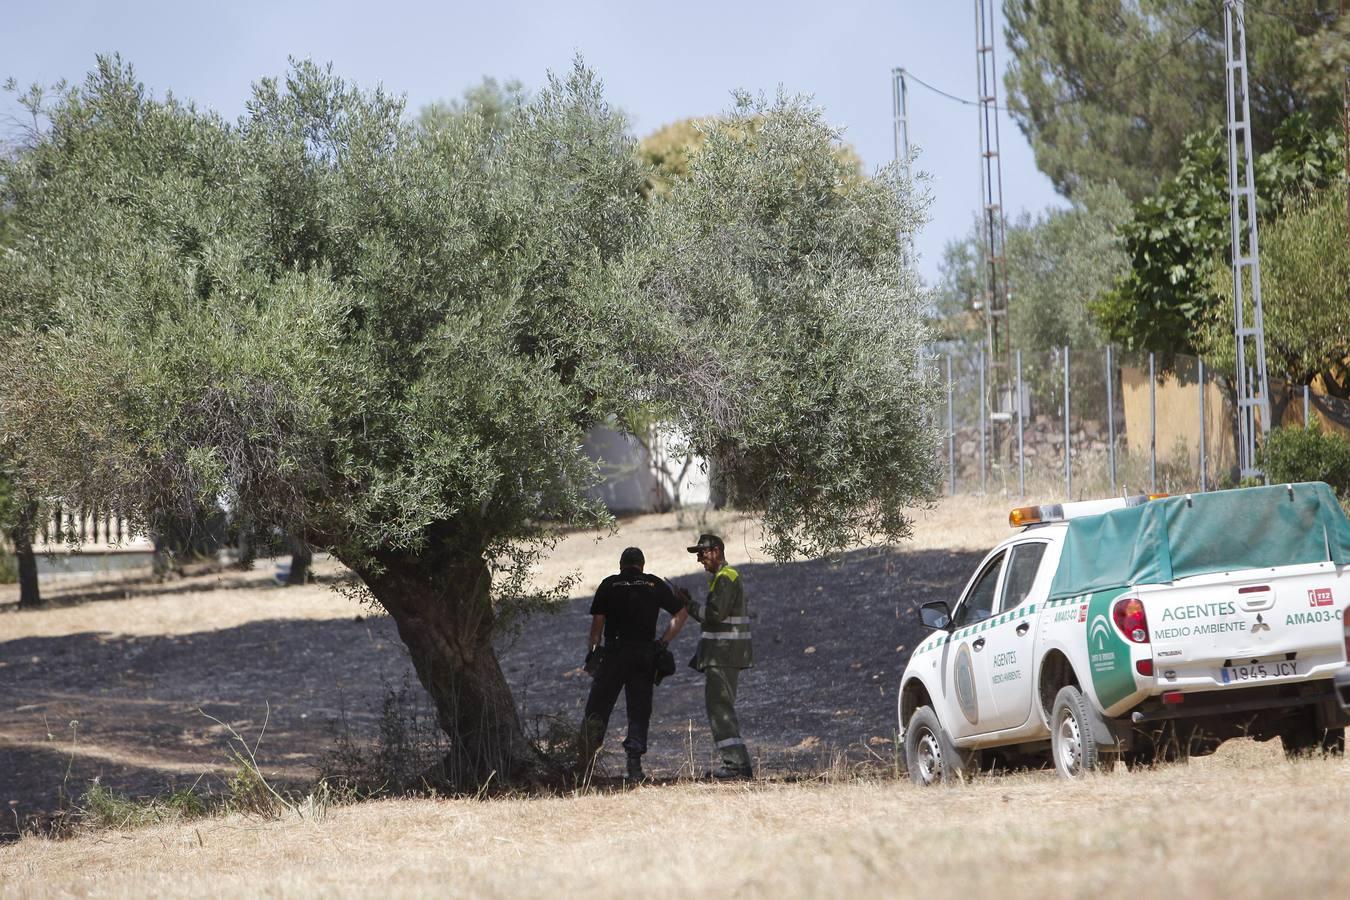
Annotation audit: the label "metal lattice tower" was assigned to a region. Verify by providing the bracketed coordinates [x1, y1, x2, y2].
[891, 68, 915, 268]
[1223, 0, 1271, 479]
[975, 0, 1012, 425]
[892, 68, 911, 181]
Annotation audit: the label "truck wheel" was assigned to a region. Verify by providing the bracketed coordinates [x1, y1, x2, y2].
[1051, 685, 1109, 779]
[1280, 723, 1345, 758]
[904, 706, 970, 786]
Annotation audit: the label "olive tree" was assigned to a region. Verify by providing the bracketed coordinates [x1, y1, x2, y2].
[0, 59, 939, 786]
[1202, 184, 1350, 424]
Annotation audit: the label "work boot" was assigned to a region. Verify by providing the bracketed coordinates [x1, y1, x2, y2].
[710, 765, 752, 781]
[626, 754, 646, 782]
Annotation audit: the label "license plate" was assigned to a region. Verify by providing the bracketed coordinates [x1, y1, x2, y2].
[1221, 660, 1298, 684]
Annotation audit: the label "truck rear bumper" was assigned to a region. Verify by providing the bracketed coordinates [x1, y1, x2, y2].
[1130, 678, 1350, 730]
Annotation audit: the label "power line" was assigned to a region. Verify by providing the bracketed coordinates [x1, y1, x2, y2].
[900, 70, 997, 110]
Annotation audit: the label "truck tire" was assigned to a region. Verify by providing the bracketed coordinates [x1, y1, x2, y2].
[1280, 723, 1345, 758]
[904, 706, 971, 786]
[1051, 685, 1110, 778]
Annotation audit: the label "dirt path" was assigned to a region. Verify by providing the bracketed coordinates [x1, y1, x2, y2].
[1, 502, 1008, 836]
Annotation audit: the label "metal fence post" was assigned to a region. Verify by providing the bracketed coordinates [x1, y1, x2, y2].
[1106, 345, 1116, 495]
[1198, 358, 1207, 492]
[1016, 349, 1025, 498]
[1149, 352, 1157, 493]
[979, 348, 987, 495]
[947, 353, 956, 495]
[1063, 346, 1072, 500]
[1304, 384, 1310, 428]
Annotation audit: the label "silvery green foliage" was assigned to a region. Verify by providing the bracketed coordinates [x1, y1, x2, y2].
[0, 57, 645, 605]
[0, 60, 940, 597]
[631, 92, 942, 560]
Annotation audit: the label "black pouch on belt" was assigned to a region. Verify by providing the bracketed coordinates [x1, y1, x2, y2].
[653, 642, 677, 685]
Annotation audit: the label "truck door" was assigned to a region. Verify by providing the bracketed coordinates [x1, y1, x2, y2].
[976, 540, 1050, 733]
[942, 550, 1005, 741]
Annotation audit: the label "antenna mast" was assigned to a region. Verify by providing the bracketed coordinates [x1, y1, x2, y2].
[892, 68, 915, 268]
[975, 0, 1012, 462]
[1223, 0, 1271, 479]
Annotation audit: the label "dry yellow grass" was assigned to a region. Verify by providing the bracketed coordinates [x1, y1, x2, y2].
[3, 742, 1346, 899]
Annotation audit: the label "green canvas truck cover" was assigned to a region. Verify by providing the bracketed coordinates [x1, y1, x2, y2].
[1047, 482, 1350, 601]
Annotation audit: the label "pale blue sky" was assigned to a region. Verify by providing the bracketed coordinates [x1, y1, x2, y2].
[1, 0, 1066, 283]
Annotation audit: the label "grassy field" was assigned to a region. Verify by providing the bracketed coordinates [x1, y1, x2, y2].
[3, 743, 1347, 898]
[4, 494, 1346, 897]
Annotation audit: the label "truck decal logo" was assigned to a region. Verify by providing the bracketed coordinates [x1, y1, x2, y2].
[1086, 588, 1135, 709]
[1090, 615, 1112, 650]
[1308, 588, 1333, 608]
[1250, 613, 1270, 633]
[954, 642, 979, 725]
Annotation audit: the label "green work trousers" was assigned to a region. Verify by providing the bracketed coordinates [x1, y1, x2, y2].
[705, 665, 751, 771]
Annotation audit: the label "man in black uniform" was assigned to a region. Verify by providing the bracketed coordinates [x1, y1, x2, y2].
[581, 546, 689, 781]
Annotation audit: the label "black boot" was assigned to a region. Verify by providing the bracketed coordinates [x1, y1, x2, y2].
[626, 754, 646, 782]
[711, 765, 752, 781]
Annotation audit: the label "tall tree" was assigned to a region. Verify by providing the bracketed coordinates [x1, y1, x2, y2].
[1004, 0, 1344, 200]
[1202, 183, 1350, 423]
[0, 60, 939, 787]
[1095, 115, 1343, 355]
[417, 76, 528, 138]
[932, 183, 1131, 352]
[636, 116, 866, 200]
[0, 472, 42, 609]
[0, 190, 42, 608]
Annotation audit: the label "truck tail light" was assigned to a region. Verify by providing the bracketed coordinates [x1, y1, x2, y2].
[1113, 596, 1149, 644]
[1135, 659, 1154, 677]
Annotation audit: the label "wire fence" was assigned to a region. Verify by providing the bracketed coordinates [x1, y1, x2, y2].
[932, 345, 1350, 500]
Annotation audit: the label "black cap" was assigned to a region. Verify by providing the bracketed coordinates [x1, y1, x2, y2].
[686, 533, 724, 554]
[620, 547, 645, 569]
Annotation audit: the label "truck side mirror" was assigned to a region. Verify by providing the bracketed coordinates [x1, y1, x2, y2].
[920, 600, 953, 632]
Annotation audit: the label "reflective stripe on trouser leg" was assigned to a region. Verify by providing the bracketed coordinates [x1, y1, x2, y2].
[705, 665, 750, 770]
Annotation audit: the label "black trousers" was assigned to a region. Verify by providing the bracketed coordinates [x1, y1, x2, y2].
[583, 642, 656, 757]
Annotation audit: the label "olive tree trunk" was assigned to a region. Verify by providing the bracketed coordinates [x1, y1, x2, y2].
[348, 546, 541, 790]
[285, 536, 312, 586]
[10, 500, 42, 610]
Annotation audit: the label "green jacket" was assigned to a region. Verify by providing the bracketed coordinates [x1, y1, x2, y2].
[687, 564, 752, 671]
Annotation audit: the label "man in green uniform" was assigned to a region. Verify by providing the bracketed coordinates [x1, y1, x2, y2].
[685, 533, 754, 779]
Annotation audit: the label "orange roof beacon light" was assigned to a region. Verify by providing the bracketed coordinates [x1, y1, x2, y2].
[1009, 504, 1057, 528]
[1008, 493, 1165, 529]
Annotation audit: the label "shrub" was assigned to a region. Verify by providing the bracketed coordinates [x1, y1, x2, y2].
[320, 675, 449, 797]
[1259, 424, 1350, 503]
[80, 782, 210, 830]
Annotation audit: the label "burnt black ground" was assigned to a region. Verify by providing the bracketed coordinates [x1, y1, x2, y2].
[0, 546, 981, 836]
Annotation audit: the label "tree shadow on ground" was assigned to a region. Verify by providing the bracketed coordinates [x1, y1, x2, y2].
[0, 616, 415, 839]
[502, 545, 984, 778]
[1, 544, 983, 836]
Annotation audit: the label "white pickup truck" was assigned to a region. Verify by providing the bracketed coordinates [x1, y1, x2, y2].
[898, 482, 1350, 783]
